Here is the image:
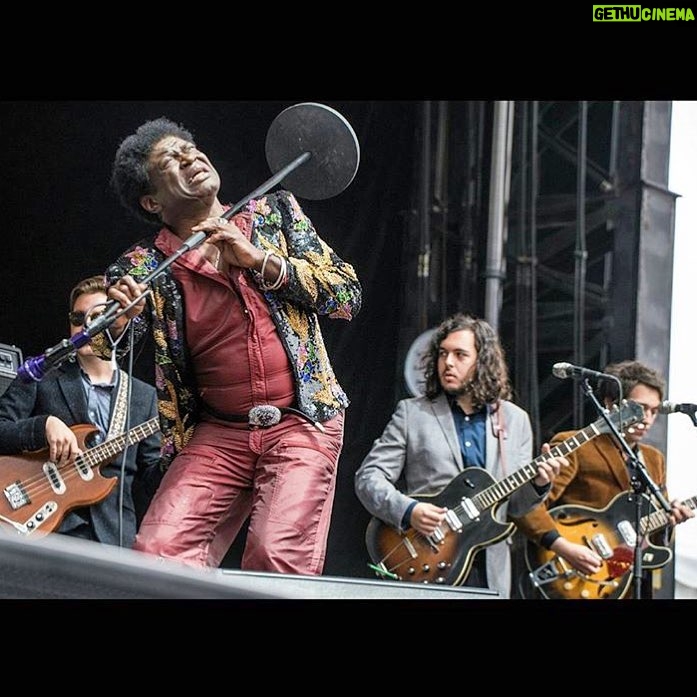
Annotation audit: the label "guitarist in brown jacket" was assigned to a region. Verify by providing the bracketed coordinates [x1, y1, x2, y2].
[513, 360, 694, 599]
[0, 275, 163, 547]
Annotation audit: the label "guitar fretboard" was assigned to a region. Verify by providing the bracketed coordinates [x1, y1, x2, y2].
[460, 401, 643, 515]
[642, 495, 697, 535]
[425, 401, 643, 530]
[77, 417, 160, 470]
[470, 422, 601, 511]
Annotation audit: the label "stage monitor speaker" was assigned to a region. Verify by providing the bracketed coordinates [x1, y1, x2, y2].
[0, 531, 304, 599]
[220, 569, 501, 600]
[0, 343, 22, 396]
[0, 530, 500, 599]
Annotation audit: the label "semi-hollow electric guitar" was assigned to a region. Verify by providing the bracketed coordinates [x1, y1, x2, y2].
[524, 490, 697, 599]
[365, 401, 644, 586]
[0, 417, 160, 537]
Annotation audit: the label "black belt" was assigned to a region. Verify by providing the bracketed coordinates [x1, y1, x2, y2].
[201, 402, 325, 432]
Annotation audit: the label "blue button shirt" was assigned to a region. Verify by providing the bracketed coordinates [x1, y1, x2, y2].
[451, 402, 486, 467]
[80, 368, 116, 442]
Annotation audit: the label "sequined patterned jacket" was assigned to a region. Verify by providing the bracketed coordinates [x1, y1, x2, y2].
[94, 190, 361, 469]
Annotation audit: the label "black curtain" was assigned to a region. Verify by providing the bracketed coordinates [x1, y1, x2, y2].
[0, 100, 417, 579]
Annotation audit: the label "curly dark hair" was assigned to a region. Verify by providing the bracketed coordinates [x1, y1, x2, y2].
[110, 117, 196, 226]
[595, 359, 665, 404]
[423, 312, 512, 407]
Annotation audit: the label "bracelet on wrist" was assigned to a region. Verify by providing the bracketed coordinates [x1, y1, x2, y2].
[258, 252, 287, 291]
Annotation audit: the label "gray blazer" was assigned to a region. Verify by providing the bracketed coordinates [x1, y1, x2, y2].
[354, 392, 547, 598]
[0, 360, 162, 548]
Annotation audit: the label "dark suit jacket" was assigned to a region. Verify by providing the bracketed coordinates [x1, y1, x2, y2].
[0, 360, 162, 547]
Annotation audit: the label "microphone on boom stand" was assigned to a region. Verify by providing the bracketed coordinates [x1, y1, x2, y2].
[18, 102, 361, 383]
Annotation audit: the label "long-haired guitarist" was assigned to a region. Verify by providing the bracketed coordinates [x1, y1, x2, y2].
[513, 360, 694, 599]
[354, 312, 567, 598]
[0, 275, 163, 547]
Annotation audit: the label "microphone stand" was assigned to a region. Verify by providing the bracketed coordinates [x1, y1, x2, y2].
[19, 152, 312, 382]
[581, 378, 672, 599]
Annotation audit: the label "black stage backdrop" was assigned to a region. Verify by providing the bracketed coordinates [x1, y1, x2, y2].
[0, 100, 417, 580]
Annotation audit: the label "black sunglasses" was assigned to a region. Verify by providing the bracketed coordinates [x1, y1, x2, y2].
[68, 309, 104, 327]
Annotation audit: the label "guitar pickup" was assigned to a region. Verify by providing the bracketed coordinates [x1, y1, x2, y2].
[43, 461, 66, 494]
[590, 534, 614, 559]
[617, 520, 637, 548]
[460, 497, 479, 521]
[75, 458, 94, 481]
[444, 509, 463, 532]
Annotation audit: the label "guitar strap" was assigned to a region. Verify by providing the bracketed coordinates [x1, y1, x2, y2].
[106, 369, 130, 439]
[490, 400, 509, 476]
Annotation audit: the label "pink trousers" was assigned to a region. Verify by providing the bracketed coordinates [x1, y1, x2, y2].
[133, 411, 344, 574]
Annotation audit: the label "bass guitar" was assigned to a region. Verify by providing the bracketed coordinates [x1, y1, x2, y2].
[365, 401, 644, 586]
[524, 490, 697, 599]
[0, 417, 160, 537]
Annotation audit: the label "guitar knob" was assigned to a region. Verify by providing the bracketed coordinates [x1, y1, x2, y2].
[580, 589, 590, 599]
[563, 581, 573, 590]
[407, 567, 416, 575]
[437, 561, 448, 569]
[421, 564, 430, 572]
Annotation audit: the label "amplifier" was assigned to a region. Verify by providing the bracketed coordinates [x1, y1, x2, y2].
[0, 343, 22, 396]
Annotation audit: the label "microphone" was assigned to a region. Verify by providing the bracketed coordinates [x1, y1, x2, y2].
[659, 401, 697, 427]
[659, 401, 697, 415]
[552, 362, 614, 381]
[18, 103, 359, 385]
[18, 222, 250, 384]
[17, 332, 92, 382]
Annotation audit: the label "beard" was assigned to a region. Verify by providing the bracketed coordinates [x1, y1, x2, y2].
[442, 378, 473, 398]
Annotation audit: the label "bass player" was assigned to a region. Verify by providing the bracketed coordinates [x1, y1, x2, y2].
[0, 275, 162, 547]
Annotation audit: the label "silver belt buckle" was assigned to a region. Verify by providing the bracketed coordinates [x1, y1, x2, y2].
[248, 405, 283, 428]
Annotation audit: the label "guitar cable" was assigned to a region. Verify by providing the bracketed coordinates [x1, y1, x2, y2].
[115, 321, 136, 549]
